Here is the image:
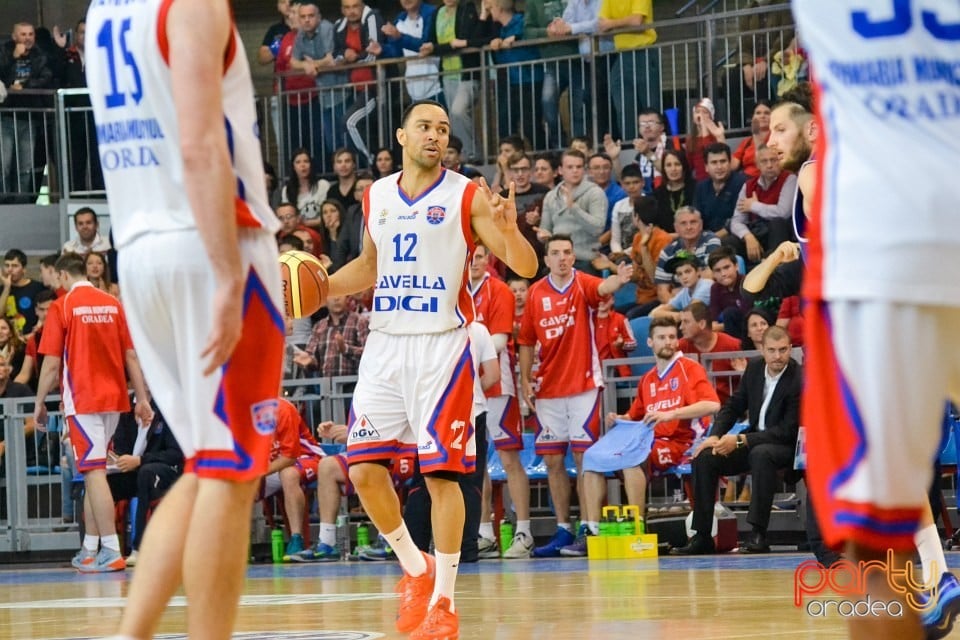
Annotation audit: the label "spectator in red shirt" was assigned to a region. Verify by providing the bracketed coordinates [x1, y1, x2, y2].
[595, 295, 637, 377]
[678, 300, 743, 404]
[731, 101, 772, 178]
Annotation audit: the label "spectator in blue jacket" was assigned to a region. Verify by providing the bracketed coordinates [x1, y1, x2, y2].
[488, 0, 543, 150]
[382, 0, 445, 106]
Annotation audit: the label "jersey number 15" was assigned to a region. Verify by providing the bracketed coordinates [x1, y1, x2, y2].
[96, 18, 144, 109]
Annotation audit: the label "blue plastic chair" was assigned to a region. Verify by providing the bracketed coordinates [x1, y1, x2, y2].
[487, 444, 507, 483]
[628, 316, 653, 376]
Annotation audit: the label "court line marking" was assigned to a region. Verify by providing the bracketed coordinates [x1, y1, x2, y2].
[0, 592, 396, 609]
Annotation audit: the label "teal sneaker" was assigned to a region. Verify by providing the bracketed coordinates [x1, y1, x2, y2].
[289, 542, 340, 563]
[283, 533, 305, 560]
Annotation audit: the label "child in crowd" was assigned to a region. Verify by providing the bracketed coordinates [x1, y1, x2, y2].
[650, 251, 711, 321]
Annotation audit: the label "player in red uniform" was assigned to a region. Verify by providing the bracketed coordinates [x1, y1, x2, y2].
[561, 317, 719, 555]
[594, 295, 638, 379]
[517, 233, 633, 557]
[34, 253, 153, 572]
[259, 397, 321, 559]
[469, 245, 534, 558]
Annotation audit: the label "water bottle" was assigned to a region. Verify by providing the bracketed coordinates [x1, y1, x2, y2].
[271, 528, 284, 564]
[336, 514, 349, 559]
[599, 519, 615, 537]
[356, 523, 370, 549]
[499, 520, 514, 554]
[618, 518, 635, 537]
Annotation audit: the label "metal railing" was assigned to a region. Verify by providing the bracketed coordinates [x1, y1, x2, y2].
[0, 3, 799, 209]
[0, 377, 350, 554]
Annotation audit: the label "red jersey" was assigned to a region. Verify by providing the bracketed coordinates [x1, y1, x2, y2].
[627, 355, 718, 446]
[518, 271, 604, 399]
[594, 310, 638, 378]
[678, 331, 742, 404]
[297, 419, 324, 459]
[270, 398, 304, 462]
[471, 273, 516, 397]
[39, 282, 134, 416]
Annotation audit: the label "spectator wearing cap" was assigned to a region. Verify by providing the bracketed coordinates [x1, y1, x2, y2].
[650, 251, 711, 322]
[654, 206, 721, 303]
[686, 97, 726, 181]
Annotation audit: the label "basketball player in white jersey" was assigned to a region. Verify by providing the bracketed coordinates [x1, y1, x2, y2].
[794, 3, 960, 638]
[326, 99, 537, 639]
[85, 1, 285, 638]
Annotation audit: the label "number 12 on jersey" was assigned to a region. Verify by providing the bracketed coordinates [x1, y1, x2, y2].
[96, 18, 143, 108]
[392, 233, 418, 262]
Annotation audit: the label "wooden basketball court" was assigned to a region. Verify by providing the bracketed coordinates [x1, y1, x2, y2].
[0, 552, 877, 639]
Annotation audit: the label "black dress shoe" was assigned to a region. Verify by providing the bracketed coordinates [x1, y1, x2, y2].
[670, 534, 715, 556]
[739, 531, 770, 554]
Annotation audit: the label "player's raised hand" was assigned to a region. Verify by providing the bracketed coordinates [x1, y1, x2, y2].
[201, 282, 243, 376]
[479, 177, 519, 231]
[616, 259, 634, 283]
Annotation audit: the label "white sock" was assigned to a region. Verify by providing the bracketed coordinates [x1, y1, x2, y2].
[101, 534, 121, 552]
[384, 524, 427, 576]
[915, 523, 947, 586]
[319, 523, 337, 547]
[558, 522, 572, 532]
[431, 551, 460, 611]
[516, 520, 531, 537]
[478, 522, 494, 540]
[586, 521, 600, 535]
[83, 534, 99, 552]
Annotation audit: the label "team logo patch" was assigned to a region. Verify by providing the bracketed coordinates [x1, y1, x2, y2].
[670, 378, 679, 391]
[350, 415, 381, 442]
[542, 298, 552, 311]
[378, 209, 389, 226]
[649, 383, 657, 397]
[251, 399, 279, 436]
[426, 205, 446, 225]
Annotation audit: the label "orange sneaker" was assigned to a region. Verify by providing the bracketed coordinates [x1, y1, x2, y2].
[395, 552, 435, 633]
[410, 596, 459, 640]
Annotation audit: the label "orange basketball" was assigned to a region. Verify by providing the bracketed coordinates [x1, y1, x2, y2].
[279, 250, 329, 318]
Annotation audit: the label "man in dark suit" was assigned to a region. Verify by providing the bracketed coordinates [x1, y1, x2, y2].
[672, 324, 800, 555]
[106, 403, 183, 565]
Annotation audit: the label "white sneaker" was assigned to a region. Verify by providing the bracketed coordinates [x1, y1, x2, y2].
[125, 549, 138, 567]
[477, 536, 500, 559]
[502, 531, 534, 559]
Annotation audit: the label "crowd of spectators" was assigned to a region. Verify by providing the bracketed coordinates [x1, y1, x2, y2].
[0, 0, 808, 562]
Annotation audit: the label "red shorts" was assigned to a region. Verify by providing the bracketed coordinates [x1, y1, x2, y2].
[647, 439, 689, 473]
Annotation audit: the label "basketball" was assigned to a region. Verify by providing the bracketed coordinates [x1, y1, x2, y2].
[279, 250, 329, 318]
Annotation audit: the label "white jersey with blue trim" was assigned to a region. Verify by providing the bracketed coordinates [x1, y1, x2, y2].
[364, 169, 477, 335]
[794, 0, 960, 306]
[85, 0, 279, 251]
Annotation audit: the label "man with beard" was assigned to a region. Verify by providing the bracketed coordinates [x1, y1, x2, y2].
[792, 1, 960, 635]
[558, 317, 719, 556]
